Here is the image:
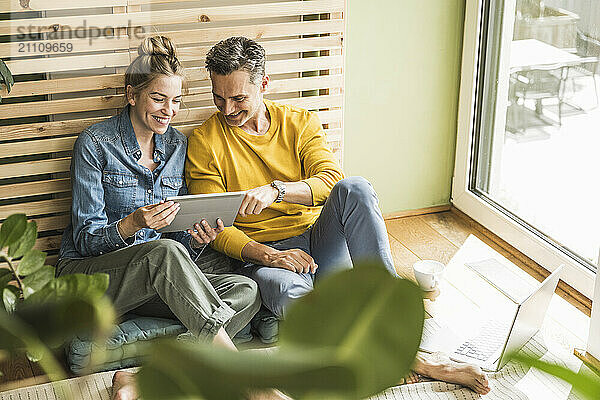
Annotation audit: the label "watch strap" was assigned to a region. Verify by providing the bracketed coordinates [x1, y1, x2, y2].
[271, 180, 286, 203]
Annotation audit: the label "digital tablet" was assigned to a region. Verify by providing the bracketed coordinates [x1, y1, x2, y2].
[157, 191, 246, 233]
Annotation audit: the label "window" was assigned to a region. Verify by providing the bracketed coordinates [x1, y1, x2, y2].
[453, 0, 599, 298]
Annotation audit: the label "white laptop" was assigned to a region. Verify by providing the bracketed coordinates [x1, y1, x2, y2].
[420, 264, 563, 372]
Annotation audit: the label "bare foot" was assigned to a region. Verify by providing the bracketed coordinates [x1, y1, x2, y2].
[415, 354, 490, 395]
[431, 362, 490, 395]
[246, 388, 294, 400]
[112, 371, 139, 400]
[399, 370, 420, 385]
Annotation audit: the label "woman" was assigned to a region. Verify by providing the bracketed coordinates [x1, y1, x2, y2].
[57, 36, 263, 395]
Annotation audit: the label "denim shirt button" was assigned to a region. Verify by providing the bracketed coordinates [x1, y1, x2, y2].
[147, 189, 152, 194]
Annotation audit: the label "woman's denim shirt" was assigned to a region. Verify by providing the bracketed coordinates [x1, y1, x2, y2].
[59, 105, 202, 261]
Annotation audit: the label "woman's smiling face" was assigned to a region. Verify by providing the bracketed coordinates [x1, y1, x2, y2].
[127, 74, 183, 135]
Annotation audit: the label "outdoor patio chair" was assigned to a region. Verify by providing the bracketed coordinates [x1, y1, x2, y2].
[510, 64, 567, 129]
[563, 29, 600, 110]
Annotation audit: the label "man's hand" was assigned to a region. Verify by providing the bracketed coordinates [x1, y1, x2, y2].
[119, 201, 180, 238]
[266, 248, 318, 274]
[241, 241, 318, 274]
[238, 184, 279, 217]
[188, 218, 225, 248]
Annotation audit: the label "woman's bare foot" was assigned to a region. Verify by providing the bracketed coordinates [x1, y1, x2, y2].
[112, 371, 139, 400]
[414, 354, 491, 395]
[246, 388, 294, 400]
[112, 371, 291, 400]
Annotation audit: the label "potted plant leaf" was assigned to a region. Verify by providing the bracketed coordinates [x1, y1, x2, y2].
[0, 213, 115, 384]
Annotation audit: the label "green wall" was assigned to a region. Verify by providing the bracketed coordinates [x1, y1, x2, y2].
[343, 0, 466, 214]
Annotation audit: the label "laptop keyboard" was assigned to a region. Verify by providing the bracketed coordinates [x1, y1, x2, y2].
[453, 319, 511, 361]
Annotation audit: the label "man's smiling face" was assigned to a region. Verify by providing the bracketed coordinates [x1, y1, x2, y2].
[210, 70, 267, 128]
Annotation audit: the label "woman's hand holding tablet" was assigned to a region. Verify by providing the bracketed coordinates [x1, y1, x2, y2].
[118, 200, 181, 238]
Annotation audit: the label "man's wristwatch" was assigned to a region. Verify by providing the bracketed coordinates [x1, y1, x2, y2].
[271, 180, 286, 203]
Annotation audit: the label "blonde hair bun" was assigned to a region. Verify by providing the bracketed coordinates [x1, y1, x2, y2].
[137, 36, 178, 59]
[125, 35, 185, 95]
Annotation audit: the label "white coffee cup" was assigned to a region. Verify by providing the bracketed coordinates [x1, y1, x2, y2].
[412, 260, 445, 291]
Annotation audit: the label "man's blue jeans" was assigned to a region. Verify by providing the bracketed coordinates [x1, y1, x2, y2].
[238, 176, 397, 319]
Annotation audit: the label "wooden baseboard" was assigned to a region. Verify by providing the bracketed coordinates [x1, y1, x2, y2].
[574, 348, 600, 376]
[450, 206, 592, 316]
[384, 204, 451, 221]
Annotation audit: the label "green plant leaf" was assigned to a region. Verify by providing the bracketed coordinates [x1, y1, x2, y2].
[137, 263, 424, 400]
[0, 269, 14, 289]
[0, 307, 33, 352]
[2, 286, 19, 314]
[17, 249, 46, 277]
[22, 265, 55, 299]
[0, 58, 15, 102]
[280, 263, 424, 399]
[16, 295, 115, 350]
[24, 272, 109, 305]
[8, 221, 37, 259]
[0, 214, 27, 250]
[512, 353, 600, 400]
[0, 305, 79, 385]
[138, 340, 357, 400]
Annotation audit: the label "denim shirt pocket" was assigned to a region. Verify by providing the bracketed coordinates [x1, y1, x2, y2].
[102, 171, 138, 212]
[161, 176, 183, 199]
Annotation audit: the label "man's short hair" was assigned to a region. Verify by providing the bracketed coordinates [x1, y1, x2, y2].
[205, 36, 266, 84]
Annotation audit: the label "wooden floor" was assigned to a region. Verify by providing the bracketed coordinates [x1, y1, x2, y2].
[0, 208, 592, 390]
[386, 208, 592, 316]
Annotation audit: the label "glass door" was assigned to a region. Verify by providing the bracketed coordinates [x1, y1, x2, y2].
[454, 0, 599, 297]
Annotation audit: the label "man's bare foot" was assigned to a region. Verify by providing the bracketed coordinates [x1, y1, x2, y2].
[431, 362, 490, 394]
[399, 371, 420, 385]
[414, 354, 490, 395]
[112, 371, 139, 400]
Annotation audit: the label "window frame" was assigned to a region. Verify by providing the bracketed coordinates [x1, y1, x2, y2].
[452, 0, 596, 298]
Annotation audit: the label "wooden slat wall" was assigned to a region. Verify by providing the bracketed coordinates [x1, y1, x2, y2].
[0, 0, 345, 261]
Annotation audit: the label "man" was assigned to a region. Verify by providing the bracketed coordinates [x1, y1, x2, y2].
[186, 36, 396, 321]
[185, 37, 490, 395]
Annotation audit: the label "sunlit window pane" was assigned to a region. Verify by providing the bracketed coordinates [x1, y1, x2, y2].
[473, 0, 599, 267]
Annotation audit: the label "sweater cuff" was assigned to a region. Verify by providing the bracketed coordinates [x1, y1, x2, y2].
[211, 227, 254, 261]
[303, 176, 329, 206]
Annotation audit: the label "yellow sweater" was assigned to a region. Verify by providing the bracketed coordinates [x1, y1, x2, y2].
[185, 99, 344, 260]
